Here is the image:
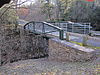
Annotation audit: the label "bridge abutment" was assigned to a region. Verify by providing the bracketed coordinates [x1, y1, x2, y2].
[0, 29, 49, 66]
[49, 38, 97, 62]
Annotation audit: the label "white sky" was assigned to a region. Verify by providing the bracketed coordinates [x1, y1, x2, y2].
[17, 0, 55, 5]
[18, 0, 36, 5]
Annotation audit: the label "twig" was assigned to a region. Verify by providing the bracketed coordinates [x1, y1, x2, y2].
[0, 0, 28, 20]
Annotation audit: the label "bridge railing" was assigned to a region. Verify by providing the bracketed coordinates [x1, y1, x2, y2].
[48, 21, 92, 34]
[24, 21, 64, 40]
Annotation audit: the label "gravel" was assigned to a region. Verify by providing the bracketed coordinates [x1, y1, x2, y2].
[0, 56, 100, 75]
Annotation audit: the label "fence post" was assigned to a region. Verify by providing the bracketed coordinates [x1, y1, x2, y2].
[66, 32, 70, 41]
[83, 35, 88, 46]
[59, 29, 64, 40]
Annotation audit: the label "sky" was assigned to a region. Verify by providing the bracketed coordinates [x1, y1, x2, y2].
[18, 0, 36, 5]
[18, 0, 55, 5]
[18, 0, 96, 5]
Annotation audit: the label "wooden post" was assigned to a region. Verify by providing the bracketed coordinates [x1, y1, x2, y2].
[66, 32, 70, 41]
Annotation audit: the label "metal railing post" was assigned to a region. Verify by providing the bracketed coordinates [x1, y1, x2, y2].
[24, 25, 26, 29]
[66, 23, 68, 32]
[89, 23, 91, 34]
[33, 22, 35, 32]
[59, 29, 64, 40]
[42, 23, 45, 33]
[72, 23, 74, 33]
[84, 25, 85, 34]
[28, 24, 30, 29]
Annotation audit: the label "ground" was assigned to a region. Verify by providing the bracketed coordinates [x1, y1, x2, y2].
[0, 54, 100, 75]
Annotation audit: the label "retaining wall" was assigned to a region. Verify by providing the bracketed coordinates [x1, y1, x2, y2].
[49, 38, 97, 62]
[0, 29, 97, 65]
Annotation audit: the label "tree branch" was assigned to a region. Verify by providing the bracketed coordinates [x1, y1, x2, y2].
[0, 0, 28, 20]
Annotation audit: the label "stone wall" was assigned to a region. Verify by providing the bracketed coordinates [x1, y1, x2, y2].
[0, 29, 49, 65]
[49, 38, 97, 62]
[0, 28, 98, 65]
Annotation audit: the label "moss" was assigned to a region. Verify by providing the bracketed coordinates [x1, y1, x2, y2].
[70, 41, 100, 50]
[70, 41, 83, 46]
[86, 46, 100, 50]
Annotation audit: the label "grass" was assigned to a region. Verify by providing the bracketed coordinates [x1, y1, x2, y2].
[70, 41, 100, 50]
[87, 46, 100, 50]
[70, 41, 83, 46]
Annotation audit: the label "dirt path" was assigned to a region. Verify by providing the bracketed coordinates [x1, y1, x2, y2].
[0, 56, 100, 75]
